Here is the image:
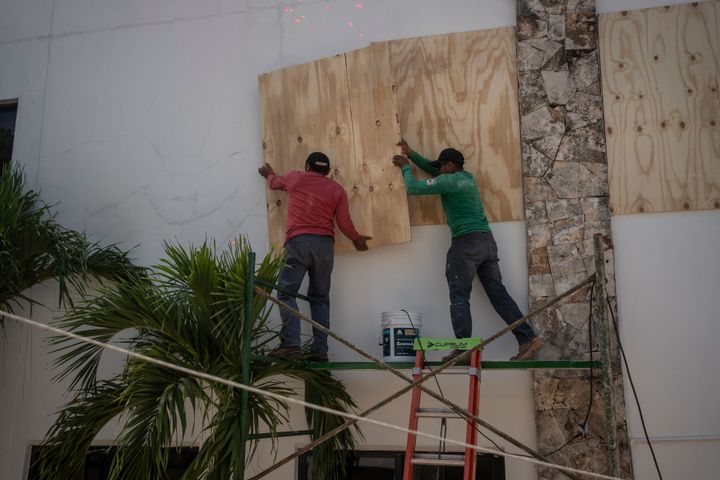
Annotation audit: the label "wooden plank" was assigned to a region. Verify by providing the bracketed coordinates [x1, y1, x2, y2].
[259, 48, 411, 252]
[259, 54, 354, 251]
[600, 2, 720, 215]
[390, 28, 524, 225]
[344, 42, 411, 250]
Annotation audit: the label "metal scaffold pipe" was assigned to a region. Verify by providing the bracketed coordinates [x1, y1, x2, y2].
[249, 273, 596, 480]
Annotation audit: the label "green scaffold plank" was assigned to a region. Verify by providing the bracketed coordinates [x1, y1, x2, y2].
[413, 337, 483, 351]
[304, 360, 601, 370]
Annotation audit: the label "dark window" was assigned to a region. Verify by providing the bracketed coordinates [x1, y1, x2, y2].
[27, 446, 199, 480]
[298, 450, 504, 480]
[0, 101, 18, 171]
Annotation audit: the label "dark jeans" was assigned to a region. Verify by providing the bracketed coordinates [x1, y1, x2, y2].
[276, 234, 334, 355]
[445, 231, 536, 345]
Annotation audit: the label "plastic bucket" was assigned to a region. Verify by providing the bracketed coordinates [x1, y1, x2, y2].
[380, 311, 422, 362]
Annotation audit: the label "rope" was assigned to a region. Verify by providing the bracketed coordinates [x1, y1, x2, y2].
[251, 274, 595, 480]
[256, 287, 557, 478]
[0, 308, 622, 480]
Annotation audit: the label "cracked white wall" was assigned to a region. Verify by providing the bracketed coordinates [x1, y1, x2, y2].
[0, 1, 717, 480]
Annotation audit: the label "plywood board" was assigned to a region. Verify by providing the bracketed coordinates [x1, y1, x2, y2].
[600, 2, 720, 215]
[344, 43, 411, 250]
[390, 27, 524, 225]
[259, 47, 410, 252]
[259, 54, 353, 251]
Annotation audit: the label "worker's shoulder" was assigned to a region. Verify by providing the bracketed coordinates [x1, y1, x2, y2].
[326, 176, 349, 194]
[305, 173, 346, 193]
[435, 171, 476, 191]
[453, 170, 477, 184]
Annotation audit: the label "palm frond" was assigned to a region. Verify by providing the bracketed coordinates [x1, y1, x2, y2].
[40, 237, 362, 479]
[0, 163, 141, 316]
[34, 380, 126, 479]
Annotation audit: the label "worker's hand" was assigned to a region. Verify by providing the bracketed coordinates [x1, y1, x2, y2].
[392, 155, 409, 167]
[397, 138, 412, 156]
[353, 235, 372, 251]
[258, 163, 274, 178]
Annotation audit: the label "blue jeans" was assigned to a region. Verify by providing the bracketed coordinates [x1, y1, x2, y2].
[445, 231, 536, 345]
[276, 234, 334, 355]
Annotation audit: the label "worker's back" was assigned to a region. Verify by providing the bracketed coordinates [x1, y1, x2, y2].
[437, 171, 490, 238]
[277, 170, 346, 242]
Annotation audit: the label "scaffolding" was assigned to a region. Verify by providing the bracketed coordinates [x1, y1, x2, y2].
[237, 233, 619, 479]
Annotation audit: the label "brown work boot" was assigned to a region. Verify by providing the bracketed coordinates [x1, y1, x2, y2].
[269, 345, 302, 361]
[510, 338, 544, 361]
[441, 349, 470, 365]
[306, 352, 329, 363]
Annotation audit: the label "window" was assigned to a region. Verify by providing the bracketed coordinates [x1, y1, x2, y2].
[297, 450, 504, 480]
[0, 101, 18, 171]
[27, 446, 199, 480]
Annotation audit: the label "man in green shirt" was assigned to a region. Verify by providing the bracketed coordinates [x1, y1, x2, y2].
[392, 139, 543, 362]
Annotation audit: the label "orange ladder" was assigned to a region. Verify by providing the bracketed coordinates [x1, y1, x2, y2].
[402, 348, 482, 480]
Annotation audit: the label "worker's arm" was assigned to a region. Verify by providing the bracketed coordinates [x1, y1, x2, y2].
[398, 163, 452, 196]
[335, 190, 372, 251]
[393, 155, 451, 195]
[397, 138, 440, 177]
[258, 163, 289, 190]
[408, 151, 440, 177]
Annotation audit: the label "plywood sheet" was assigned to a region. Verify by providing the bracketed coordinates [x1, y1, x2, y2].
[600, 2, 720, 215]
[344, 43, 411, 250]
[259, 47, 410, 252]
[390, 27, 524, 225]
[259, 54, 353, 251]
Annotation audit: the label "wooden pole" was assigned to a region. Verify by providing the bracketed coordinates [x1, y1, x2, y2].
[593, 234, 619, 476]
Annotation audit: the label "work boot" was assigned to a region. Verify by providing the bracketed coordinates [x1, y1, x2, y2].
[510, 338, 544, 361]
[441, 349, 469, 365]
[306, 352, 329, 363]
[269, 345, 302, 361]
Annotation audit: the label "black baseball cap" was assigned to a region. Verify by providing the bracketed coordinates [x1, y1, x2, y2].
[430, 148, 464, 168]
[306, 152, 330, 168]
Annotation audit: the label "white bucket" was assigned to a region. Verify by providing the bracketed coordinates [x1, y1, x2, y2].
[380, 311, 422, 362]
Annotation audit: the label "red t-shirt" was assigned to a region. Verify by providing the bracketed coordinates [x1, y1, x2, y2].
[267, 170, 360, 244]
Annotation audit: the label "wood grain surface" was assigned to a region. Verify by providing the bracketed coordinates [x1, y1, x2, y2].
[600, 2, 720, 215]
[390, 27, 524, 225]
[258, 46, 410, 252]
[345, 43, 410, 250]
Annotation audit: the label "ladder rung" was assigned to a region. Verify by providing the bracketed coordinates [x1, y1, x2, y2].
[416, 408, 459, 418]
[412, 453, 465, 467]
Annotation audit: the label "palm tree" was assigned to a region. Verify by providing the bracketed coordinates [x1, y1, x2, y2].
[0, 164, 140, 317]
[35, 238, 361, 479]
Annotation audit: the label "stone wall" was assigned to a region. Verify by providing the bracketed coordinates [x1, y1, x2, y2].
[516, 1, 633, 477]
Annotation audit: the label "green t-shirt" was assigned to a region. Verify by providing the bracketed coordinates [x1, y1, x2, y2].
[401, 151, 490, 238]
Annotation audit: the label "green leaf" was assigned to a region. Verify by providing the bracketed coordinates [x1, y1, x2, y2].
[39, 237, 361, 479]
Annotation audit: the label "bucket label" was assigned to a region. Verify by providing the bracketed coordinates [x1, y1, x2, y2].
[394, 328, 419, 357]
[413, 337, 483, 351]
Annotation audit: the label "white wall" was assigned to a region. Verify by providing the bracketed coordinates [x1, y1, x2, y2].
[612, 211, 720, 479]
[0, 1, 716, 479]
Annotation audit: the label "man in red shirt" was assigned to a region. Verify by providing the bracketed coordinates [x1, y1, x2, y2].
[259, 152, 371, 362]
